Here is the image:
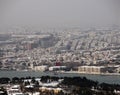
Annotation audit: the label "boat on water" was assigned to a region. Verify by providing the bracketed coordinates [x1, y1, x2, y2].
[44, 70, 59, 75]
[0, 68, 16, 71]
[53, 71, 58, 75]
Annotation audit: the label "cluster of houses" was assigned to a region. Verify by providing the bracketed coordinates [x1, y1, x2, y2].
[0, 78, 68, 95]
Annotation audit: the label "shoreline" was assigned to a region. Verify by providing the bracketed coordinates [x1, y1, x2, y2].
[0, 70, 120, 76]
[59, 71, 120, 76]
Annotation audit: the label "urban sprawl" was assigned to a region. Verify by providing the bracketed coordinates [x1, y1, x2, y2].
[0, 27, 120, 74]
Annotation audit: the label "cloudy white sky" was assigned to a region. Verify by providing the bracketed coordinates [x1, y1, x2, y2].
[0, 0, 120, 28]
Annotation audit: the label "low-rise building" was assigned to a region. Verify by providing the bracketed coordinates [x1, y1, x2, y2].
[33, 65, 48, 71]
[78, 66, 106, 74]
[49, 66, 67, 71]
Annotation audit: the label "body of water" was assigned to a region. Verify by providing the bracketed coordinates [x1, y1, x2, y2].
[0, 71, 120, 84]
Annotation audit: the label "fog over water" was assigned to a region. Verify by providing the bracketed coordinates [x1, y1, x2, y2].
[0, 0, 120, 29]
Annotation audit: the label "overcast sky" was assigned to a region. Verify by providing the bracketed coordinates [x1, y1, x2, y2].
[0, 0, 120, 29]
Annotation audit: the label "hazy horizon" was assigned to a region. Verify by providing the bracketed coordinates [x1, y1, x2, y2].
[0, 0, 120, 29]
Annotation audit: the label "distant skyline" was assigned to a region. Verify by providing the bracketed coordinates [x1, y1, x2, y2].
[0, 0, 120, 29]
